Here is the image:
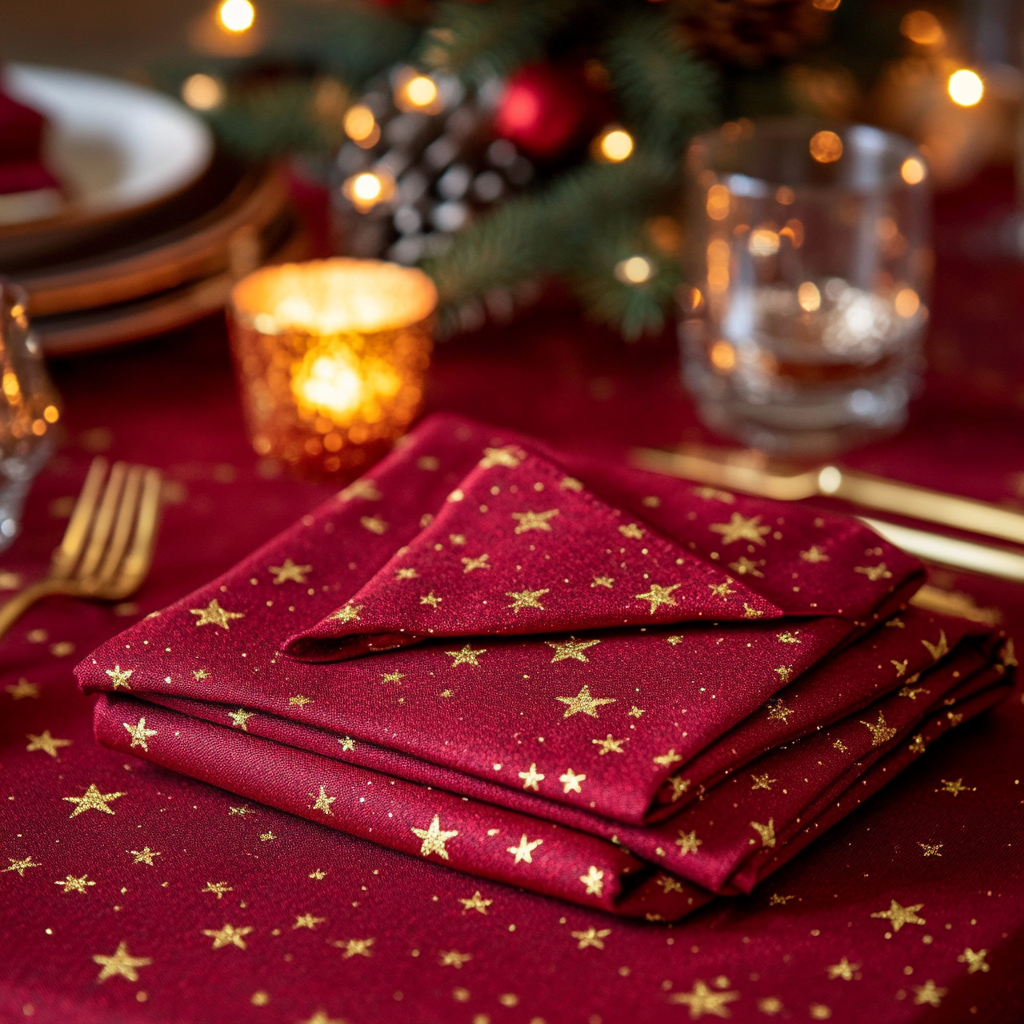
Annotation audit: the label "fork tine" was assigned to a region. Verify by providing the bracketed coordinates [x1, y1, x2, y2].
[77, 461, 128, 582]
[114, 467, 162, 591]
[94, 464, 144, 586]
[51, 457, 108, 579]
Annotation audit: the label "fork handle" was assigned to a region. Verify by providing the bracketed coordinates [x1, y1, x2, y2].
[0, 579, 88, 642]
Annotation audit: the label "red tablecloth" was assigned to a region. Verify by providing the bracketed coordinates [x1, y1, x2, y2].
[1, 171, 1023, 1024]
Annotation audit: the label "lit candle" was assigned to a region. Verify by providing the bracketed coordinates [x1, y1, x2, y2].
[228, 259, 437, 475]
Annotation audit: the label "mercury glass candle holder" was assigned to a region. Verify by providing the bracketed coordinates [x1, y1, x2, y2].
[682, 119, 931, 456]
[228, 258, 437, 476]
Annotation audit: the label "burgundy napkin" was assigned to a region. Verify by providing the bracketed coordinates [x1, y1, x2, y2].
[0, 86, 61, 196]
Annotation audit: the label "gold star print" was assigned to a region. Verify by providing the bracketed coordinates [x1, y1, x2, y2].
[194, 669, 209, 680]
[309, 869, 327, 880]
[55, 873, 95, 894]
[854, 562, 892, 582]
[190, 598, 244, 629]
[269, 558, 311, 584]
[634, 583, 680, 613]
[360, 514, 388, 535]
[3, 856, 40, 876]
[203, 923, 253, 949]
[395, 567, 419, 580]
[743, 603, 763, 618]
[559, 769, 586, 794]
[310, 786, 335, 815]
[860, 711, 897, 747]
[777, 632, 800, 644]
[958, 948, 989, 974]
[676, 830, 702, 856]
[546, 637, 601, 663]
[506, 588, 549, 612]
[228, 709, 253, 731]
[891, 659, 908, 677]
[381, 672, 405, 685]
[629, 705, 645, 718]
[290, 695, 313, 707]
[93, 941, 152, 982]
[260, 832, 276, 841]
[507, 834, 543, 864]
[826, 957, 859, 980]
[25, 731, 71, 758]
[411, 814, 458, 860]
[64, 783, 125, 818]
[202, 881, 233, 899]
[579, 866, 604, 896]
[511, 509, 559, 534]
[774, 665, 793, 683]
[518, 763, 545, 790]
[667, 636, 685, 646]
[561, 476, 584, 492]
[750, 818, 776, 848]
[708, 582, 735, 599]
[766, 698, 793, 722]
[768, 893, 795, 906]
[333, 937, 374, 958]
[592, 734, 626, 755]
[333, 604, 362, 623]
[338, 736, 356, 752]
[667, 979, 740, 1016]
[480, 445, 522, 469]
[556, 684, 616, 718]
[692, 485, 734, 503]
[229, 805, 254, 815]
[293, 914, 325, 929]
[446, 645, 486, 667]
[619, 523, 644, 539]
[938, 778, 974, 796]
[340, 478, 382, 501]
[462, 554, 491, 573]
[871, 899, 925, 931]
[800, 545, 829, 563]
[834, 738, 849, 752]
[730, 558, 764, 578]
[459, 892, 492, 914]
[919, 843, 943, 857]
[439, 950, 472, 968]
[653, 749, 683, 768]
[922, 630, 949, 662]
[1002, 638, 1017, 668]
[710, 512, 771, 546]
[6, 678, 40, 699]
[106, 665, 133, 689]
[900, 683, 929, 700]
[419, 591, 443, 609]
[130, 847, 161, 865]
[668, 777, 691, 801]
[912, 981, 947, 1007]
[657, 875, 686, 894]
[591, 576, 614, 588]
[571, 927, 611, 950]
[751, 773, 776, 790]
[301, 1012, 344, 1024]
[909, 734, 926, 754]
[122, 717, 157, 752]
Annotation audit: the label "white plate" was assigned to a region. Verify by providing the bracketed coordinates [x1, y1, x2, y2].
[4, 63, 214, 223]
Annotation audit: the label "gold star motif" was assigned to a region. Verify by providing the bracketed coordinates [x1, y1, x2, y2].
[710, 512, 771, 546]
[6, 678, 40, 699]
[886, 616, 905, 628]
[309, 869, 326, 880]
[912, 980, 947, 1007]
[507, 834, 543, 864]
[190, 598, 244, 629]
[730, 557, 764, 578]
[3, 856, 40, 876]
[871, 899, 925, 931]
[333, 937, 374, 958]
[571, 927, 611, 950]
[667, 636, 685, 645]
[559, 769, 587, 794]
[667, 979, 740, 1016]
[511, 509, 559, 534]
[750, 818, 776, 848]
[766, 698, 793, 722]
[203, 923, 253, 949]
[381, 671, 405, 683]
[229, 805, 254, 815]
[228, 708, 253, 730]
[579, 865, 604, 896]
[668, 777, 691, 800]
[546, 637, 601, 662]
[834, 738, 849, 752]
[293, 914, 325, 929]
[333, 604, 362, 623]
[634, 583, 681, 613]
[194, 669, 209, 680]
[860, 711, 897, 747]
[591, 576, 614, 588]
[55, 873, 95, 894]
[768, 893, 795, 905]
[64, 783, 125, 818]
[25, 731, 71, 758]
[653, 749, 683, 768]
[420, 592, 443, 609]
[506, 588, 549, 612]
[619, 523, 644, 539]
[300, 1011, 344, 1024]
[909, 734, 926, 754]
[826, 957, 859, 980]
[556, 684, 616, 718]
[310, 785, 335, 815]
[958, 947, 989, 973]
[269, 558, 311, 584]
[518, 763, 545, 790]
[899, 683, 929, 700]
[360, 514, 388, 535]
[338, 736, 356, 752]
[459, 891, 492, 915]
[854, 562, 892, 582]
[561, 476, 584, 491]
[938, 778, 974, 796]
[439, 950, 472, 968]
[657, 875, 686, 894]
[105, 665, 134, 690]
[777, 631, 800, 643]
[480, 445, 522, 469]
[340, 478, 382, 501]
[708, 581, 735, 598]
[411, 814, 458, 860]
[692, 486, 734, 503]
[675, 830, 702, 856]
[262, 832, 275, 841]
[592, 734, 626, 755]
[202, 881, 233, 899]
[395, 567, 419, 580]
[1001, 638, 1017, 668]
[919, 843, 943, 857]
[774, 665, 793, 683]
[743, 602, 763, 618]
[93, 941, 152, 982]
[800, 545, 829, 563]
[751, 773, 776, 790]
[460, 553, 492, 574]
[891, 659, 908, 677]
[446, 644, 486, 667]
[629, 705, 645, 718]
[122, 717, 157, 752]
[922, 630, 949, 662]
[290, 695, 313, 707]
[130, 847, 160, 865]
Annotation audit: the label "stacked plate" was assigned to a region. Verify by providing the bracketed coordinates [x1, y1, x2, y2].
[1, 65, 305, 356]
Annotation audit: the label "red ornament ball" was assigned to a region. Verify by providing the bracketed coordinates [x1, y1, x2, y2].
[493, 64, 591, 159]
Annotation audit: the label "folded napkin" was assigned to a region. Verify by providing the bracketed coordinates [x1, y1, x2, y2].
[77, 413, 1014, 921]
[0, 86, 61, 195]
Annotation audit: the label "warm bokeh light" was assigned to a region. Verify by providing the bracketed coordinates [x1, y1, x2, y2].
[948, 69, 984, 107]
[402, 75, 439, 109]
[812, 0, 841, 9]
[706, 184, 730, 221]
[217, 0, 255, 33]
[900, 156, 927, 185]
[809, 130, 843, 163]
[894, 287, 921, 318]
[797, 281, 821, 312]
[596, 127, 634, 162]
[181, 73, 225, 111]
[900, 10, 945, 47]
[748, 228, 780, 258]
[776, 186, 796, 205]
[706, 238, 731, 293]
[343, 105, 377, 143]
[709, 341, 736, 372]
[780, 218, 804, 248]
[342, 171, 395, 212]
[614, 256, 654, 285]
[43, 404, 60, 424]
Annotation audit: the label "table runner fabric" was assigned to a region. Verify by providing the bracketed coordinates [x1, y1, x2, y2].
[75, 414, 1012, 920]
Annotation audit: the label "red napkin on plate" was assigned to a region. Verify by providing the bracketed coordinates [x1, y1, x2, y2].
[0, 86, 61, 196]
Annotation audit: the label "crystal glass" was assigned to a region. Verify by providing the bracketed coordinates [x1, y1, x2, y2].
[0, 282, 61, 550]
[682, 120, 931, 455]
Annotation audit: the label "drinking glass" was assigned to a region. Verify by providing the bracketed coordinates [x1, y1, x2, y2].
[682, 119, 931, 455]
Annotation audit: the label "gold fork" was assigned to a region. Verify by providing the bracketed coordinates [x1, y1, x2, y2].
[0, 457, 162, 641]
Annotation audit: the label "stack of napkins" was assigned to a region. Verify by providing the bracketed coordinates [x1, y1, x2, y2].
[78, 414, 1014, 921]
